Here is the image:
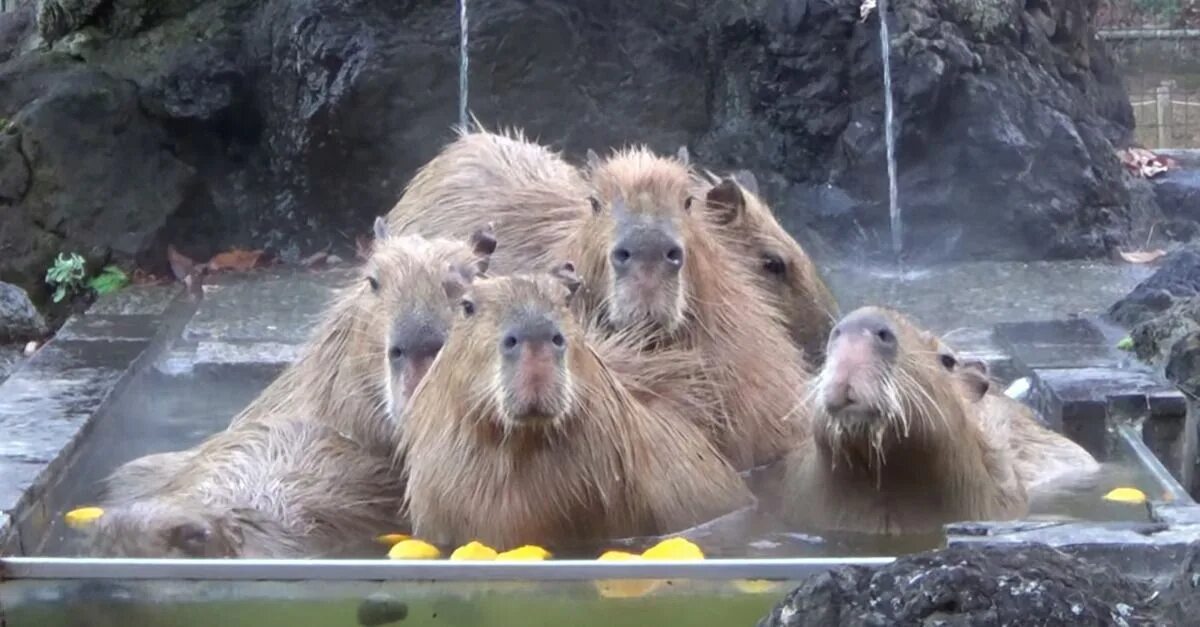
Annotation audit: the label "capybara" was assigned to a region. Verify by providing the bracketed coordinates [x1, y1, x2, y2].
[229, 218, 495, 452]
[696, 169, 839, 362]
[387, 129, 808, 469]
[936, 349, 1102, 497]
[88, 419, 405, 558]
[99, 220, 493, 522]
[399, 268, 754, 550]
[781, 307, 1028, 535]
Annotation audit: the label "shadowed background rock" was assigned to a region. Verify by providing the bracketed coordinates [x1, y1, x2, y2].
[0, 0, 1147, 299]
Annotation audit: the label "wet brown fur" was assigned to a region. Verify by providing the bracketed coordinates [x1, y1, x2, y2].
[695, 170, 839, 362]
[227, 231, 490, 454]
[781, 307, 1027, 535]
[576, 147, 810, 469]
[89, 419, 406, 558]
[400, 273, 753, 550]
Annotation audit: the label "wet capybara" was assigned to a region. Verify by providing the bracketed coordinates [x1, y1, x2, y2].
[88, 419, 405, 558]
[386, 129, 809, 469]
[695, 169, 839, 363]
[399, 268, 754, 550]
[228, 218, 495, 452]
[578, 146, 810, 469]
[781, 307, 1028, 535]
[937, 350, 1102, 497]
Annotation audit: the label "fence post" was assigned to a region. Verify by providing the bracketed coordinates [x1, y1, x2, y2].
[1157, 80, 1174, 149]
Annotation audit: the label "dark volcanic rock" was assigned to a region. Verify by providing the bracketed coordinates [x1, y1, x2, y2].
[0, 0, 1141, 289]
[759, 544, 1170, 626]
[0, 281, 46, 341]
[1111, 247, 1200, 328]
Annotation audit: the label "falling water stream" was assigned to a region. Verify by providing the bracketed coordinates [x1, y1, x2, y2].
[877, 0, 902, 259]
[459, 0, 470, 130]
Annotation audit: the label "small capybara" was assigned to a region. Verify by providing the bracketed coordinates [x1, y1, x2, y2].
[228, 218, 495, 452]
[694, 168, 839, 362]
[579, 146, 810, 469]
[387, 129, 808, 469]
[399, 267, 754, 550]
[938, 351, 1102, 497]
[88, 419, 405, 558]
[781, 307, 1028, 535]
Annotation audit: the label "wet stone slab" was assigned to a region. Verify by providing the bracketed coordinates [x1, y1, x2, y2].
[995, 318, 1146, 371]
[87, 285, 179, 316]
[54, 315, 160, 343]
[181, 269, 348, 346]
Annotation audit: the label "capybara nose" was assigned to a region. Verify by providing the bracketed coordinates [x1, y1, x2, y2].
[389, 316, 446, 364]
[501, 315, 567, 357]
[830, 310, 897, 355]
[610, 231, 684, 276]
[824, 381, 855, 414]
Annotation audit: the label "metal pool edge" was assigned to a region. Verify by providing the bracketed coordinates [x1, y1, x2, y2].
[0, 557, 895, 581]
[1119, 424, 1195, 504]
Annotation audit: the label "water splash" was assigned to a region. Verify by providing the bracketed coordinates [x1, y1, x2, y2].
[877, 0, 901, 257]
[458, 0, 470, 131]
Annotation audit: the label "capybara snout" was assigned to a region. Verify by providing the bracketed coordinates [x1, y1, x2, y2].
[822, 309, 900, 414]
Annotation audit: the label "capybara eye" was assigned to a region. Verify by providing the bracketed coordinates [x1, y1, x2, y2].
[762, 254, 786, 277]
[589, 197, 602, 214]
[367, 276, 380, 291]
[503, 335, 518, 350]
[552, 333, 566, 348]
[461, 299, 476, 316]
[389, 346, 404, 361]
[684, 196, 694, 212]
[940, 354, 957, 370]
[877, 329, 895, 344]
[612, 248, 631, 264]
[665, 247, 683, 265]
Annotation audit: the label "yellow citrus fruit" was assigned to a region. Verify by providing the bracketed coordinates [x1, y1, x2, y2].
[374, 533, 411, 546]
[64, 507, 105, 529]
[641, 537, 704, 560]
[594, 550, 661, 598]
[387, 539, 441, 560]
[1103, 487, 1147, 504]
[449, 541, 498, 561]
[733, 579, 780, 594]
[496, 545, 551, 561]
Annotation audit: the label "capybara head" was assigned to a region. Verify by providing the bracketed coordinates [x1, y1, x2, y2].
[932, 337, 991, 402]
[87, 501, 249, 558]
[813, 307, 977, 460]
[584, 147, 693, 334]
[416, 265, 584, 429]
[369, 217, 496, 420]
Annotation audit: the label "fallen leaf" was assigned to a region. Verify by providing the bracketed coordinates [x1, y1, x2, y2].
[1117, 147, 1174, 179]
[1118, 249, 1166, 264]
[356, 235, 374, 261]
[207, 249, 264, 273]
[300, 250, 329, 268]
[167, 245, 197, 282]
[131, 269, 166, 285]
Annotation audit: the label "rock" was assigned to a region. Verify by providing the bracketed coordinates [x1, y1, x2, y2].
[758, 544, 1170, 626]
[0, 0, 1144, 286]
[1111, 247, 1200, 328]
[0, 56, 197, 297]
[1165, 331, 1200, 397]
[0, 281, 47, 341]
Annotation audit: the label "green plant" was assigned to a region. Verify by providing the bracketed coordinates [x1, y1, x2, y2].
[1117, 336, 1134, 351]
[45, 253, 86, 303]
[88, 265, 129, 295]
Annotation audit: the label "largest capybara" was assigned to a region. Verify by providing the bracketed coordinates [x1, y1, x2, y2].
[399, 267, 754, 550]
[87, 419, 405, 558]
[386, 129, 808, 469]
[781, 307, 1028, 535]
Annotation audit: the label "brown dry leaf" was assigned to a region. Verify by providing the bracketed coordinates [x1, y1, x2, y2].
[1118, 249, 1167, 264]
[1117, 147, 1174, 179]
[207, 249, 264, 273]
[356, 235, 374, 261]
[167, 245, 197, 282]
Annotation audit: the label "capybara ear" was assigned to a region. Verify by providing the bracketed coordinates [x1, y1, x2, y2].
[732, 169, 760, 197]
[373, 216, 391, 242]
[470, 222, 497, 265]
[705, 178, 747, 226]
[676, 145, 690, 166]
[960, 358, 989, 377]
[443, 267, 469, 299]
[166, 520, 214, 557]
[586, 149, 602, 171]
[551, 262, 582, 301]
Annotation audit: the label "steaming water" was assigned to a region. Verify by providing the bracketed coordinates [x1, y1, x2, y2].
[32, 366, 1167, 560]
[877, 0, 902, 257]
[458, 0, 469, 130]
